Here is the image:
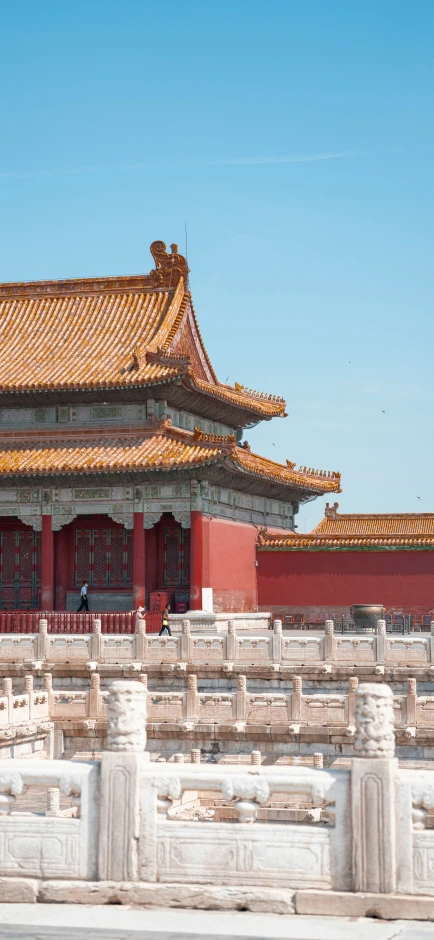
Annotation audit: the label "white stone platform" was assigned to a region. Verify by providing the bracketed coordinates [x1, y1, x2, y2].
[169, 611, 271, 633]
[0, 905, 427, 939]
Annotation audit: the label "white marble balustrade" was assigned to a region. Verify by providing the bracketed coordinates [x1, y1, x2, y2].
[6, 673, 433, 736]
[0, 680, 433, 898]
[2, 618, 434, 670]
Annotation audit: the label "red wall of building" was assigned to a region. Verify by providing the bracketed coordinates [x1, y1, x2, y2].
[257, 550, 434, 610]
[208, 518, 258, 612]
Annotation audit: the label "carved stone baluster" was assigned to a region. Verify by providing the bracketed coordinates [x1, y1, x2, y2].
[351, 683, 397, 893]
[89, 673, 100, 719]
[43, 673, 54, 715]
[376, 620, 386, 664]
[91, 618, 102, 661]
[185, 674, 198, 721]
[2, 679, 13, 723]
[98, 680, 147, 882]
[24, 675, 33, 719]
[324, 620, 335, 662]
[291, 675, 302, 722]
[406, 678, 417, 728]
[347, 677, 358, 731]
[37, 618, 49, 661]
[236, 675, 247, 722]
[272, 619, 282, 663]
[134, 618, 147, 662]
[179, 619, 191, 664]
[46, 787, 60, 817]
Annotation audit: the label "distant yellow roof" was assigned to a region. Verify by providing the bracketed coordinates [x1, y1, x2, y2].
[257, 503, 434, 550]
[312, 503, 434, 536]
[0, 241, 286, 421]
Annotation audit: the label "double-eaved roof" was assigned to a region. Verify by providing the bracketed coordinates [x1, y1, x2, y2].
[0, 241, 342, 501]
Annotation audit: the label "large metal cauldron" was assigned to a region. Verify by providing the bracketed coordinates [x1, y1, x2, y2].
[350, 604, 385, 630]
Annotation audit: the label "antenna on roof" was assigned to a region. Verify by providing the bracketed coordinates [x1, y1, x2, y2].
[184, 222, 190, 290]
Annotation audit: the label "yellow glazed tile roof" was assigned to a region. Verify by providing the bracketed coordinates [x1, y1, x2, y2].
[257, 502, 434, 550]
[0, 422, 341, 495]
[311, 503, 434, 536]
[0, 241, 286, 420]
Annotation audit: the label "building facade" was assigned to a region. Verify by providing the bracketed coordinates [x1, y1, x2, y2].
[0, 241, 340, 613]
[257, 503, 434, 618]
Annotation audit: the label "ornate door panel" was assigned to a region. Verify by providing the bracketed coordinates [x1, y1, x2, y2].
[74, 528, 132, 588]
[163, 527, 190, 587]
[0, 529, 41, 609]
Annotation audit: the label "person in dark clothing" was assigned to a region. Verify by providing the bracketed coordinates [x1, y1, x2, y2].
[77, 581, 89, 612]
[159, 605, 172, 636]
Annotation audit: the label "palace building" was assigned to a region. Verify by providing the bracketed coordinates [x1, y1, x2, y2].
[257, 504, 434, 618]
[0, 240, 341, 613]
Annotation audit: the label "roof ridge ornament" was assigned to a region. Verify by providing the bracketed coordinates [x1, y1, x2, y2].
[149, 241, 189, 288]
[325, 501, 340, 519]
[192, 427, 236, 446]
[234, 381, 285, 404]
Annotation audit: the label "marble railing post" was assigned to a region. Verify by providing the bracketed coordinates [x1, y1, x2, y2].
[272, 620, 282, 662]
[98, 680, 148, 882]
[134, 618, 147, 661]
[89, 673, 100, 718]
[226, 621, 237, 661]
[185, 675, 198, 720]
[24, 675, 34, 719]
[347, 677, 359, 726]
[91, 619, 102, 661]
[180, 620, 191, 662]
[2, 679, 13, 722]
[351, 683, 397, 893]
[37, 619, 49, 661]
[43, 673, 54, 714]
[291, 676, 302, 722]
[236, 675, 247, 721]
[324, 620, 335, 661]
[406, 678, 417, 726]
[376, 620, 387, 663]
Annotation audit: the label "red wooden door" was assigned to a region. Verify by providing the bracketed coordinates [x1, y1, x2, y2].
[163, 527, 190, 587]
[0, 529, 41, 609]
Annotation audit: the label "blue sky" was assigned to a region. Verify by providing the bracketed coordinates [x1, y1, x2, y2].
[1, 1, 433, 531]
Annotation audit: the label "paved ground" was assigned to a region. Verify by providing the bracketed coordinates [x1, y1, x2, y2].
[0, 906, 431, 939]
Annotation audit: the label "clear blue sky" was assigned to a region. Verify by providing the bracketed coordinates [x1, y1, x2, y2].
[1, 1, 433, 531]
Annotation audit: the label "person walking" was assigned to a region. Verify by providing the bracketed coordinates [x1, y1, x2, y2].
[77, 581, 89, 612]
[159, 604, 172, 636]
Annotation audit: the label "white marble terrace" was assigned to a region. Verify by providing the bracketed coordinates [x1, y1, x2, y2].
[2, 617, 434, 670]
[0, 679, 434, 913]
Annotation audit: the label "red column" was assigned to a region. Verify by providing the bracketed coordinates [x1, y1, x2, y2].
[190, 512, 210, 610]
[133, 511, 145, 609]
[41, 514, 54, 610]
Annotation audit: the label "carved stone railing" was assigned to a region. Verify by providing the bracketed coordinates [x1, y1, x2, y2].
[2, 618, 434, 673]
[0, 679, 433, 901]
[6, 673, 434, 738]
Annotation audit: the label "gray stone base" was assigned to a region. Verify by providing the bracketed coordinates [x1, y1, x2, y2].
[66, 593, 133, 612]
[3, 881, 434, 919]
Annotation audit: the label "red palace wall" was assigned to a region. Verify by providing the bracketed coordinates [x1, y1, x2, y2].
[207, 517, 258, 612]
[257, 550, 434, 612]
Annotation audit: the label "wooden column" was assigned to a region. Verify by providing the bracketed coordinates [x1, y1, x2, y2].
[190, 511, 211, 611]
[190, 511, 202, 610]
[41, 515, 54, 610]
[133, 512, 145, 609]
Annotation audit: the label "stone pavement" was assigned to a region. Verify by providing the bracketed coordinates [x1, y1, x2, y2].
[0, 906, 431, 939]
